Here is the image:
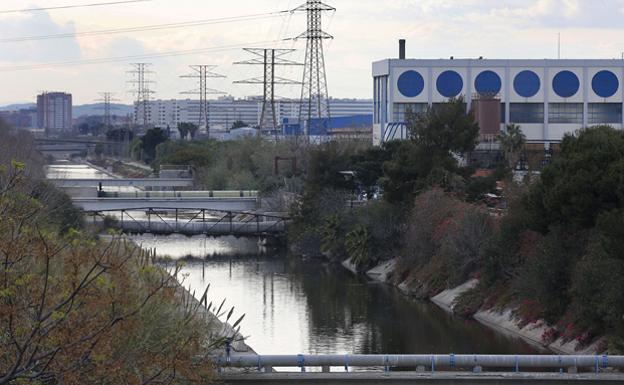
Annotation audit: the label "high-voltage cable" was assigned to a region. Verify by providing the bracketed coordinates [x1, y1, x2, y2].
[0, 0, 151, 14]
[0, 39, 289, 71]
[1, 11, 290, 43]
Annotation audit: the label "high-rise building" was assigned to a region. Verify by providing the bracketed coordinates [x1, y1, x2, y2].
[37, 92, 73, 134]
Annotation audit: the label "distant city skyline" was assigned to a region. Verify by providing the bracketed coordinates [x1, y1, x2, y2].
[1, 0, 624, 105]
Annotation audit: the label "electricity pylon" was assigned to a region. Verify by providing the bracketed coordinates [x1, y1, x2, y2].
[95, 92, 120, 129]
[234, 48, 301, 135]
[181, 65, 226, 138]
[292, 0, 335, 135]
[127, 63, 155, 129]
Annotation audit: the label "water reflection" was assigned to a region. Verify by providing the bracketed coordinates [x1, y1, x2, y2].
[141, 238, 538, 356]
[50, 163, 539, 356]
[131, 234, 261, 258]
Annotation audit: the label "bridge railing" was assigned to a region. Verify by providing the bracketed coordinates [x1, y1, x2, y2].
[98, 190, 258, 198]
[219, 354, 623, 374]
[87, 208, 289, 236]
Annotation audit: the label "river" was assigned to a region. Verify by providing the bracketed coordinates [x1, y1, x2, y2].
[49, 162, 540, 356]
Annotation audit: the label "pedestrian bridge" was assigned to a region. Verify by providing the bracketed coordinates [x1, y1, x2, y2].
[217, 354, 624, 384]
[73, 196, 258, 211]
[51, 178, 194, 189]
[87, 208, 287, 236]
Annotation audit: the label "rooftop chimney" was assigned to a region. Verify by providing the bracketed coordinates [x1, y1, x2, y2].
[399, 39, 406, 60]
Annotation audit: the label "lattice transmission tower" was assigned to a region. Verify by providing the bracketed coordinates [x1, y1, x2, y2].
[95, 92, 120, 130]
[127, 63, 155, 129]
[293, 0, 335, 135]
[234, 48, 301, 135]
[181, 65, 225, 138]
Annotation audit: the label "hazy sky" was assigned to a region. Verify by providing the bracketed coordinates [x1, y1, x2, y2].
[1, 0, 624, 105]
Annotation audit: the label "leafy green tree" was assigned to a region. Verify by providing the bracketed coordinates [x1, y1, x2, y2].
[526, 125, 624, 230]
[346, 225, 372, 271]
[178, 122, 197, 139]
[349, 143, 395, 196]
[141, 127, 169, 163]
[408, 97, 480, 154]
[106, 127, 134, 142]
[188, 123, 199, 139]
[320, 214, 346, 259]
[499, 123, 526, 170]
[381, 98, 480, 204]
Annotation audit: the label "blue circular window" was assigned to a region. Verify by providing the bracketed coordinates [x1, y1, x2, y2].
[592, 70, 619, 98]
[397, 70, 425, 97]
[552, 70, 580, 98]
[436, 70, 463, 98]
[514, 70, 541, 98]
[474, 70, 502, 95]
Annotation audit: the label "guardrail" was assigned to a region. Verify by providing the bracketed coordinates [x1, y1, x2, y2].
[99, 190, 258, 198]
[220, 354, 623, 374]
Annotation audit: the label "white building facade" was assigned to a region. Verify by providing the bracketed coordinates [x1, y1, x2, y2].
[372, 58, 624, 146]
[135, 96, 372, 132]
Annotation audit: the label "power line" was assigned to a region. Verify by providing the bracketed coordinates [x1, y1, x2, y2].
[0, 0, 152, 14]
[0, 11, 290, 43]
[0, 39, 288, 71]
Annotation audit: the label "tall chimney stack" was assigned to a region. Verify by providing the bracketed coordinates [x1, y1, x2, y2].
[399, 39, 406, 60]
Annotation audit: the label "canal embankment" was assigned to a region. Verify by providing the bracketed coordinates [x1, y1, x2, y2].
[342, 257, 605, 356]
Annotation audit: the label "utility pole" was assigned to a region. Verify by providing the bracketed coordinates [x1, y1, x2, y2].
[181, 65, 226, 138]
[95, 92, 120, 131]
[127, 63, 155, 130]
[292, 0, 335, 136]
[234, 48, 301, 136]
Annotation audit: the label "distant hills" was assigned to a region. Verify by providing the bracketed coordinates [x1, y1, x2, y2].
[0, 103, 35, 111]
[0, 103, 134, 117]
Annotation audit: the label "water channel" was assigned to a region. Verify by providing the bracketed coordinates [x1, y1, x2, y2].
[48, 162, 540, 356]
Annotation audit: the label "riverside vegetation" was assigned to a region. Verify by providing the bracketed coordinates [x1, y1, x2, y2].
[0, 119, 243, 384]
[140, 99, 624, 354]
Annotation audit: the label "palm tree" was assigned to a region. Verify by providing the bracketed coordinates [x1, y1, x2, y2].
[499, 124, 526, 170]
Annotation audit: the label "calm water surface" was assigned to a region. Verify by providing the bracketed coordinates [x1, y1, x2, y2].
[52, 163, 540, 356]
[134, 235, 539, 356]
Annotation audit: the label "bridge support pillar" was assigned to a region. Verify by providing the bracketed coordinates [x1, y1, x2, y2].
[568, 366, 578, 374]
[321, 366, 330, 373]
[416, 365, 425, 373]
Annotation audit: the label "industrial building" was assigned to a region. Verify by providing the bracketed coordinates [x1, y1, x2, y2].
[37, 92, 73, 134]
[134, 96, 372, 133]
[372, 41, 624, 146]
